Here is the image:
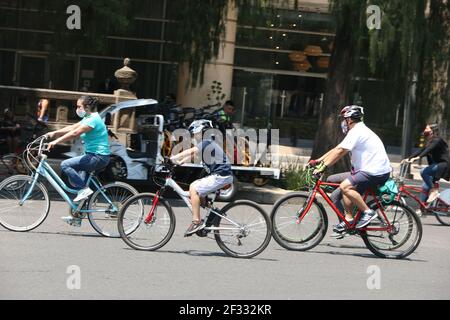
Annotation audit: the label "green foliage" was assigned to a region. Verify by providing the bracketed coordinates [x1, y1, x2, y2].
[283, 162, 311, 191]
[207, 81, 226, 104]
[37, 0, 130, 54]
[174, 0, 296, 87]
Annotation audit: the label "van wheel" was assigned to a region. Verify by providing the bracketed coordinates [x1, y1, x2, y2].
[102, 157, 128, 182]
[253, 177, 269, 187]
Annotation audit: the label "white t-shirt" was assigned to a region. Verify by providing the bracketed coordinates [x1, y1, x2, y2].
[338, 122, 391, 176]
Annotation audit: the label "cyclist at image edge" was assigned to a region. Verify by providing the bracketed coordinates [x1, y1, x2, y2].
[170, 120, 234, 236]
[402, 124, 450, 205]
[45, 96, 111, 226]
[310, 105, 392, 233]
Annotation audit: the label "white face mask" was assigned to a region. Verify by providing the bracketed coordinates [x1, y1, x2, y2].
[76, 108, 86, 118]
[341, 120, 349, 135]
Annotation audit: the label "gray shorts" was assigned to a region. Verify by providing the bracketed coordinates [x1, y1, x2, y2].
[191, 174, 234, 197]
[348, 171, 391, 194]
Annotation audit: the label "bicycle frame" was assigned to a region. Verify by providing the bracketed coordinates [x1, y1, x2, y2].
[20, 154, 118, 214]
[144, 169, 241, 232]
[298, 179, 394, 233]
[396, 162, 450, 212]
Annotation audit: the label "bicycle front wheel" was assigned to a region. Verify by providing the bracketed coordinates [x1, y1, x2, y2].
[0, 175, 50, 232]
[87, 182, 139, 237]
[118, 193, 176, 251]
[362, 200, 422, 259]
[271, 193, 328, 251]
[214, 200, 271, 258]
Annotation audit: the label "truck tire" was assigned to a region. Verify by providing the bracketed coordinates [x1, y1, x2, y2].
[102, 156, 128, 182]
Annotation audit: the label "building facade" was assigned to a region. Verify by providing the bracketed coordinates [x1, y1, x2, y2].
[0, 0, 407, 145]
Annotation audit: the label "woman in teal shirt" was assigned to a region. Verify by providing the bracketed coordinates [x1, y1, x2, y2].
[46, 96, 110, 225]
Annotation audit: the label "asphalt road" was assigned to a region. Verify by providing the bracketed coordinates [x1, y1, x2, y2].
[1, 197, 449, 300]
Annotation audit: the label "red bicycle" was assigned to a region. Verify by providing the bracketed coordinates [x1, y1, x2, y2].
[395, 162, 450, 226]
[271, 168, 422, 259]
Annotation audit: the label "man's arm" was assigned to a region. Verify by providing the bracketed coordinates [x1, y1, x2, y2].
[322, 147, 349, 167]
[316, 149, 335, 162]
[314, 147, 349, 174]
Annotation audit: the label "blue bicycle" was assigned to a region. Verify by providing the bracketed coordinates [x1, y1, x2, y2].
[0, 135, 140, 237]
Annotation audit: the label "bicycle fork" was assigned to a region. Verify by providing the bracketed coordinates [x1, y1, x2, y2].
[144, 191, 160, 224]
[19, 172, 40, 206]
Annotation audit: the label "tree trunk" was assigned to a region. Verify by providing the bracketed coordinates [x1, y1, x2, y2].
[426, 0, 450, 141]
[311, 15, 355, 174]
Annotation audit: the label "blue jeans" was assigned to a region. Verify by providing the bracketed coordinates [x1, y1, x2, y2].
[61, 153, 110, 190]
[420, 164, 438, 202]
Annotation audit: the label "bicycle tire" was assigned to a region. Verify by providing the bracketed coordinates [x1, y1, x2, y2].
[214, 200, 271, 258]
[87, 181, 139, 237]
[433, 198, 450, 226]
[271, 192, 328, 251]
[0, 175, 50, 232]
[361, 200, 422, 259]
[118, 193, 176, 251]
[366, 200, 412, 250]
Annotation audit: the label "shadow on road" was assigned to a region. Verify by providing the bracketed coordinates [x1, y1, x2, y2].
[121, 247, 279, 261]
[0, 229, 105, 238]
[272, 243, 427, 262]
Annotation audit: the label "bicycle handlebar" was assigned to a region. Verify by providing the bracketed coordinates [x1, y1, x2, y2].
[26, 135, 49, 158]
[396, 162, 411, 181]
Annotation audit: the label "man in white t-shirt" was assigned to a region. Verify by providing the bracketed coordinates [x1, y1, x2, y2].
[311, 106, 391, 234]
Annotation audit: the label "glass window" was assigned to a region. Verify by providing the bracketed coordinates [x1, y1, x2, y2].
[132, 0, 165, 19]
[0, 50, 15, 86]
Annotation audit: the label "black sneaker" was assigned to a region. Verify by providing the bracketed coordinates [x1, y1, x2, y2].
[356, 210, 378, 229]
[184, 221, 205, 237]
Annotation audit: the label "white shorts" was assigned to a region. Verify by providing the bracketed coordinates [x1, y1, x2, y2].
[191, 175, 234, 197]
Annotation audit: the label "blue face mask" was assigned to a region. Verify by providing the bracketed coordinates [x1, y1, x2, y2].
[76, 108, 86, 118]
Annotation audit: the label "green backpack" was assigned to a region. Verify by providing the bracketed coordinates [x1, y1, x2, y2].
[377, 179, 399, 204]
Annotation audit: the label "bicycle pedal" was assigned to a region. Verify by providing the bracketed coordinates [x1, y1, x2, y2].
[196, 229, 209, 238]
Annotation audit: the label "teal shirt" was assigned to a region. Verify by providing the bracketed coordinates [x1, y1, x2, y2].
[80, 113, 110, 156]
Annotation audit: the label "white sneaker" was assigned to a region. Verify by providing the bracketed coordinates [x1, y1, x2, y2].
[427, 190, 440, 204]
[74, 187, 94, 203]
[415, 209, 423, 217]
[61, 216, 82, 227]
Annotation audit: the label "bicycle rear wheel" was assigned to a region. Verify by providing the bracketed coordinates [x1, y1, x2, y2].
[87, 182, 139, 237]
[0, 175, 50, 232]
[362, 200, 422, 259]
[214, 200, 271, 258]
[118, 193, 176, 251]
[432, 198, 450, 226]
[271, 193, 328, 251]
